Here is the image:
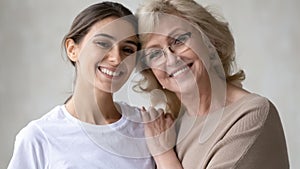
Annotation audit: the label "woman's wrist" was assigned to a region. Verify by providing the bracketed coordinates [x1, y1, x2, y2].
[154, 149, 183, 169]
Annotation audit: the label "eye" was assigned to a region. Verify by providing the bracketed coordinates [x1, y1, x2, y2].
[95, 41, 112, 49]
[173, 32, 192, 46]
[122, 46, 137, 56]
[146, 49, 163, 60]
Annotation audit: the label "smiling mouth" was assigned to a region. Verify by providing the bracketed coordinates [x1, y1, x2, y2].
[98, 66, 123, 77]
[169, 63, 193, 77]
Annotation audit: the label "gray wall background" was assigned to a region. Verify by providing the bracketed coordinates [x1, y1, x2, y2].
[0, 0, 299, 168]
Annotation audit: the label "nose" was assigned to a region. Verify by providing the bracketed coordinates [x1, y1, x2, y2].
[106, 46, 122, 66]
[165, 47, 178, 66]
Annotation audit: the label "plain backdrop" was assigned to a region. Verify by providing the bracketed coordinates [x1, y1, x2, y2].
[0, 0, 299, 168]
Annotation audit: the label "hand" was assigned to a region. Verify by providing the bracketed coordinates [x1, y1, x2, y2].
[141, 107, 176, 156]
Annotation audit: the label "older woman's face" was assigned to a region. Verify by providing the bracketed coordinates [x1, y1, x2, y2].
[142, 15, 209, 94]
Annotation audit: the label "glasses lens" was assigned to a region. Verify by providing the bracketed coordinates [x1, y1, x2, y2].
[144, 49, 164, 66]
[142, 32, 191, 67]
[171, 32, 191, 53]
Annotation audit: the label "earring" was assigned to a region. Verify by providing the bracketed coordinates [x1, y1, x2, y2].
[162, 86, 166, 89]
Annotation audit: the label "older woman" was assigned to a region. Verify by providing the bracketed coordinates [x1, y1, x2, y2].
[135, 0, 289, 168]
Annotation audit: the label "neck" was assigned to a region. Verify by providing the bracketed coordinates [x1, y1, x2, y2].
[178, 71, 227, 115]
[66, 77, 121, 125]
[177, 83, 211, 115]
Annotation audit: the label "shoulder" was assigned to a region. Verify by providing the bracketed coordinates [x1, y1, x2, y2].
[201, 92, 288, 168]
[242, 93, 270, 118]
[232, 95, 289, 168]
[116, 102, 142, 121]
[115, 102, 146, 136]
[11, 119, 50, 163]
[16, 120, 45, 145]
[228, 93, 271, 118]
[220, 93, 278, 136]
[117, 101, 140, 112]
[38, 105, 67, 122]
[16, 105, 65, 144]
[227, 84, 270, 112]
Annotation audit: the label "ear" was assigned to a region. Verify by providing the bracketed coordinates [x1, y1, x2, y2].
[65, 38, 79, 62]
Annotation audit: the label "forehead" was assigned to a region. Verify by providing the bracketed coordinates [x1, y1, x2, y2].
[141, 14, 195, 46]
[156, 15, 192, 34]
[87, 16, 137, 42]
[140, 13, 194, 35]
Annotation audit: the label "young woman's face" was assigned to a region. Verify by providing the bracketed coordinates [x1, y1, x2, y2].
[142, 15, 208, 94]
[70, 16, 138, 93]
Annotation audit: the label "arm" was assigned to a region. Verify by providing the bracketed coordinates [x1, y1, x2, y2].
[233, 101, 289, 169]
[205, 100, 289, 169]
[153, 150, 183, 169]
[7, 122, 47, 169]
[141, 107, 183, 169]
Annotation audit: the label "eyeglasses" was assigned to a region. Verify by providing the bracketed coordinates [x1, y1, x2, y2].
[142, 32, 192, 67]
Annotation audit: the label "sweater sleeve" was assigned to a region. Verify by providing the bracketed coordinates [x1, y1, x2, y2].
[7, 122, 48, 169]
[206, 100, 289, 169]
[234, 101, 289, 169]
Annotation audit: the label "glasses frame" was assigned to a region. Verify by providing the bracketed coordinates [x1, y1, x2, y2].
[142, 32, 192, 67]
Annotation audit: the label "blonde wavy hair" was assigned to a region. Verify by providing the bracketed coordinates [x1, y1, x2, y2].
[134, 0, 245, 117]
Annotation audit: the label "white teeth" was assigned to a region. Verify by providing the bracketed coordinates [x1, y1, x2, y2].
[171, 67, 188, 77]
[99, 67, 120, 77]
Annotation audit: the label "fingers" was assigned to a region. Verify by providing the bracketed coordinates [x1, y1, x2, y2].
[141, 106, 164, 122]
[141, 107, 175, 134]
[164, 112, 174, 120]
[141, 106, 150, 122]
[164, 113, 174, 127]
[145, 112, 177, 156]
[149, 107, 159, 120]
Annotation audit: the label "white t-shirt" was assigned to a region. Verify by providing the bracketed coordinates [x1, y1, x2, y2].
[8, 102, 155, 169]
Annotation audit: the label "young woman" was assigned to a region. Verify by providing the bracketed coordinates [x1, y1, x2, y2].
[8, 2, 154, 169]
[135, 0, 289, 168]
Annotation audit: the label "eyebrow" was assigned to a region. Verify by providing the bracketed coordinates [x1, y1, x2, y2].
[123, 40, 138, 47]
[94, 33, 138, 47]
[145, 28, 184, 48]
[94, 33, 116, 40]
[167, 28, 183, 37]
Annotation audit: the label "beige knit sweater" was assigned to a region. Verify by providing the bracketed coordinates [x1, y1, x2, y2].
[175, 93, 289, 169]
